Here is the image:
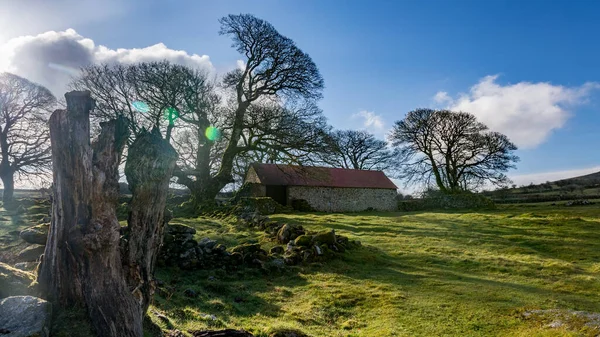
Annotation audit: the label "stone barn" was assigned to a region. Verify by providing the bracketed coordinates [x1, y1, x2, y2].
[244, 163, 398, 212]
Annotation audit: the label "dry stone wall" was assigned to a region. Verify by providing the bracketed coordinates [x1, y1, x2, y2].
[288, 186, 396, 212]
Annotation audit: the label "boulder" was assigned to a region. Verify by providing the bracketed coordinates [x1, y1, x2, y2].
[276, 224, 304, 244]
[19, 224, 49, 245]
[277, 224, 293, 244]
[269, 246, 284, 255]
[294, 235, 312, 247]
[312, 230, 336, 245]
[17, 245, 45, 262]
[191, 329, 254, 337]
[0, 262, 36, 298]
[231, 243, 263, 256]
[0, 296, 51, 337]
[268, 328, 309, 337]
[198, 238, 218, 249]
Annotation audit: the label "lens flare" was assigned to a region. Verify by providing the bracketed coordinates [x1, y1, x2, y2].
[205, 126, 221, 141]
[163, 107, 179, 123]
[131, 101, 150, 113]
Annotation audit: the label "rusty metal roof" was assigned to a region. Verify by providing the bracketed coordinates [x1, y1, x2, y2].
[248, 163, 397, 189]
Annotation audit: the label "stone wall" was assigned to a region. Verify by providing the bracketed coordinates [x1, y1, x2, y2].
[287, 186, 396, 212]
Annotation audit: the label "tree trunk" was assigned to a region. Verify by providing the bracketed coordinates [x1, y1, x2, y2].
[38, 91, 143, 337]
[122, 128, 177, 313]
[0, 171, 14, 208]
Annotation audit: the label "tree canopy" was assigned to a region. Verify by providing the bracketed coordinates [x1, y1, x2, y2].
[389, 108, 519, 192]
[0, 72, 55, 205]
[324, 129, 399, 172]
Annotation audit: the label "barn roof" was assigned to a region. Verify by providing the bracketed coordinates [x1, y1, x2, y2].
[247, 163, 398, 189]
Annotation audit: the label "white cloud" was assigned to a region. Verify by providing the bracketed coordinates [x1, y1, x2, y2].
[351, 110, 385, 134]
[435, 75, 599, 149]
[510, 166, 600, 186]
[433, 91, 452, 105]
[0, 29, 214, 97]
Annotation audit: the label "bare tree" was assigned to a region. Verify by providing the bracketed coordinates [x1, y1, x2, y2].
[173, 98, 333, 201]
[0, 73, 55, 206]
[187, 13, 324, 203]
[389, 109, 519, 192]
[72, 61, 211, 140]
[325, 130, 399, 172]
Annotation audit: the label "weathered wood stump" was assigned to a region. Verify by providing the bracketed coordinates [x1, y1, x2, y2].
[38, 91, 177, 336]
[123, 128, 177, 312]
[38, 91, 142, 336]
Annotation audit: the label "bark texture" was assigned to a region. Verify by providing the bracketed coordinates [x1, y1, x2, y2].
[38, 91, 142, 336]
[123, 128, 177, 313]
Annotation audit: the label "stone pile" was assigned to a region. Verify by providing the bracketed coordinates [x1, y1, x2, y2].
[565, 199, 594, 206]
[159, 219, 361, 271]
[159, 224, 266, 270]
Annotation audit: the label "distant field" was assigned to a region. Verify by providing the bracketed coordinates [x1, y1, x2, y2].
[143, 204, 600, 336]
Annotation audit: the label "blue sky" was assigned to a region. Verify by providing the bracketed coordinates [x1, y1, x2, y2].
[0, 0, 599, 188]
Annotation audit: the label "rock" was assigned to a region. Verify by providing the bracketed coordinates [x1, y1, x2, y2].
[17, 245, 45, 262]
[168, 223, 196, 234]
[13, 262, 38, 272]
[336, 235, 349, 247]
[314, 245, 323, 256]
[294, 235, 312, 247]
[269, 246, 284, 255]
[312, 230, 336, 245]
[268, 328, 309, 337]
[284, 252, 301, 265]
[180, 248, 197, 260]
[191, 329, 254, 337]
[198, 238, 218, 249]
[229, 252, 243, 265]
[166, 329, 186, 337]
[213, 244, 227, 255]
[269, 258, 285, 269]
[277, 224, 293, 244]
[19, 224, 49, 245]
[231, 243, 263, 256]
[0, 296, 51, 337]
[0, 262, 36, 298]
[184, 288, 197, 298]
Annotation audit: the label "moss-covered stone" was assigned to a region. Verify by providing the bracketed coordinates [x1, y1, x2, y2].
[0, 262, 36, 298]
[294, 235, 312, 247]
[19, 224, 49, 245]
[311, 230, 336, 245]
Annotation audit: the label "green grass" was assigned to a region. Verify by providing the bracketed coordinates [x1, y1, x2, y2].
[148, 204, 600, 336]
[1, 198, 599, 336]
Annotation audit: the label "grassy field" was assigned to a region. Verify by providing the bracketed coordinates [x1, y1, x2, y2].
[144, 203, 600, 337]
[2, 199, 600, 336]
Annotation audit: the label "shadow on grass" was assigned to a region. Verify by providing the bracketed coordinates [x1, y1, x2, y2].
[152, 266, 310, 328]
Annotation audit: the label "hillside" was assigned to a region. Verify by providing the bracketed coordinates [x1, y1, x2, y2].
[485, 170, 600, 203]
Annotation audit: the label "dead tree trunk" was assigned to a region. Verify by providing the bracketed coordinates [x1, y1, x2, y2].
[123, 128, 177, 313]
[38, 91, 143, 336]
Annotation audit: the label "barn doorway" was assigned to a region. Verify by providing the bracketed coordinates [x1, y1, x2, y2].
[266, 185, 287, 205]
